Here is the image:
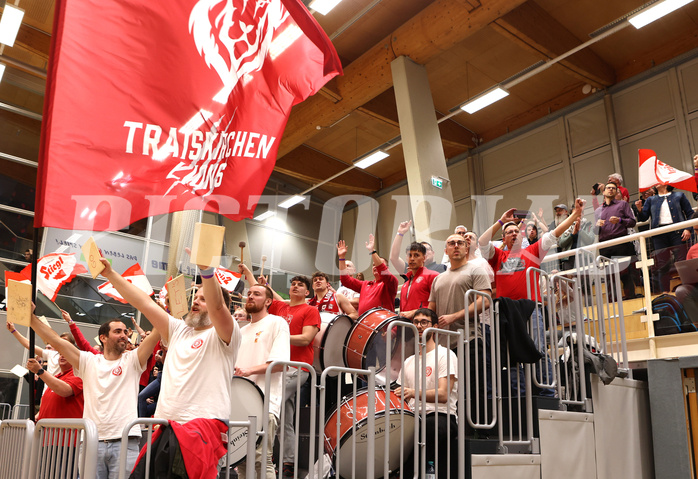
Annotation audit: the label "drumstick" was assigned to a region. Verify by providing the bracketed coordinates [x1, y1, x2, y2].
[260, 255, 267, 277]
[239, 241, 246, 265]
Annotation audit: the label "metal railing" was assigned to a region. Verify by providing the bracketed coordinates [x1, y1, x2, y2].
[27, 418, 98, 479]
[0, 419, 34, 479]
[12, 404, 30, 420]
[318, 365, 377, 479]
[0, 403, 11, 420]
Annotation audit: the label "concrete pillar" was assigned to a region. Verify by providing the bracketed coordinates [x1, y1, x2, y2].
[391, 56, 456, 245]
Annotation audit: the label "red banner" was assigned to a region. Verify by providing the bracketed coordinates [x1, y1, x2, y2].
[37, 0, 341, 231]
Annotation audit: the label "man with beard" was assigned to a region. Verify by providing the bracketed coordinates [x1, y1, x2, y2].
[25, 306, 161, 479]
[395, 308, 458, 478]
[97, 258, 241, 424]
[235, 284, 290, 479]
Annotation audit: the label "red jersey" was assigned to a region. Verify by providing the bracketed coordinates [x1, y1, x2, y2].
[268, 300, 321, 365]
[308, 290, 342, 314]
[399, 267, 439, 312]
[37, 368, 84, 421]
[488, 241, 547, 301]
[340, 262, 398, 315]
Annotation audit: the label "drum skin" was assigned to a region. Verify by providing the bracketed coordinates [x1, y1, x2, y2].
[324, 388, 415, 479]
[344, 308, 399, 371]
[228, 376, 264, 467]
[313, 314, 353, 376]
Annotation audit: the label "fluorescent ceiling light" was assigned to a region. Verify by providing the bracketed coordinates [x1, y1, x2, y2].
[309, 0, 342, 15]
[0, 5, 24, 47]
[279, 195, 305, 209]
[460, 87, 509, 114]
[0, 64, 5, 84]
[628, 0, 693, 29]
[355, 150, 389, 169]
[254, 210, 276, 221]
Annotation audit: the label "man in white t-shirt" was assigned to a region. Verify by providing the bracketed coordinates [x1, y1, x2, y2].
[98, 257, 241, 424]
[395, 308, 458, 478]
[27, 309, 161, 479]
[235, 284, 290, 479]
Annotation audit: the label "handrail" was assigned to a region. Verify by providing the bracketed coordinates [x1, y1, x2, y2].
[544, 217, 698, 263]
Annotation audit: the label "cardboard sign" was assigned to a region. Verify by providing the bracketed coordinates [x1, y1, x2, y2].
[166, 274, 188, 319]
[82, 237, 105, 278]
[7, 279, 32, 327]
[190, 223, 225, 268]
[10, 364, 29, 378]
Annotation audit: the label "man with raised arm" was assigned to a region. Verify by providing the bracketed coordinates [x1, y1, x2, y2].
[98, 257, 241, 423]
[337, 235, 398, 314]
[335, 260, 361, 309]
[479, 198, 586, 394]
[389, 235, 439, 319]
[24, 307, 161, 479]
[308, 271, 358, 320]
[234, 283, 290, 479]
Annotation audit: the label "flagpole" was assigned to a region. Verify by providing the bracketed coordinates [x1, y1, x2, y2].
[28, 228, 41, 422]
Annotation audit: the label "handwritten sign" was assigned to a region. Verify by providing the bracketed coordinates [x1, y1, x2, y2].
[81, 237, 105, 278]
[190, 223, 225, 268]
[167, 275, 188, 319]
[8, 279, 32, 327]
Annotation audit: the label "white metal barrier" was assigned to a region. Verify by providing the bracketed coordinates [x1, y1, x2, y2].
[0, 403, 10, 420]
[27, 418, 98, 479]
[0, 419, 34, 479]
[12, 404, 29, 420]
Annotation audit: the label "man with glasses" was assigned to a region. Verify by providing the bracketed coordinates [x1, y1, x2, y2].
[595, 182, 638, 299]
[428, 233, 492, 433]
[479, 198, 585, 395]
[395, 308, 458, 478]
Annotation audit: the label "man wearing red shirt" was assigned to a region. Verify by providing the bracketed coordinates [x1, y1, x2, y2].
[337, 234, 398, 315]
[240, 266, 321, 478]
[395, 242, 439, 319]
[480, 198, 585, 395]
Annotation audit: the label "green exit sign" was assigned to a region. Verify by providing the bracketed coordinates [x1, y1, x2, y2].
[431, 176, 443, 189]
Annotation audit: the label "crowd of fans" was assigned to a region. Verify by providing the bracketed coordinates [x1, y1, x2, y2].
[6, 161, 698, 478]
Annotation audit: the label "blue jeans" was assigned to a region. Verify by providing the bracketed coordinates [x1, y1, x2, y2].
[138, 376, 161, 417]
[96, 437, 140, 479]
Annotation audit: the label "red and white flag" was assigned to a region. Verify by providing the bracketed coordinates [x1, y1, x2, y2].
[36, 0, 342, 231]
[21, 253, 88, 301]
[214, 267, 242, 293]
[638, 149, 698, 193]
[158, 276, 173, 304]
[98, 263, 154, 304]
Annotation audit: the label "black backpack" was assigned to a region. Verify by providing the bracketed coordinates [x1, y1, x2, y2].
[652, 294, 697, 336]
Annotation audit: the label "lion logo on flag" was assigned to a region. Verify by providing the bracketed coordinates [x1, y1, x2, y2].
[189, 0, 288, 96]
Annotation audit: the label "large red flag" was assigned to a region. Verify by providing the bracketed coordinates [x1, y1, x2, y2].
[638, 149, 698, 193]
[36, 0, 341, 231]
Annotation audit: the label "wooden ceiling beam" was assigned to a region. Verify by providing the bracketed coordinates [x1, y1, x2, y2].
[274, 145, 382, 192]
[492, 1, 615, 88]
[15, 26, 51, 60]
[278, 0, 529, 158]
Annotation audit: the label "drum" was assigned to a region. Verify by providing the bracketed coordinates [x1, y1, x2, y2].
[313, 313, 354, 376]
[228, 376, 264, 467]
[324, 388, 415, 479]
[345, 308, 411, 382]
